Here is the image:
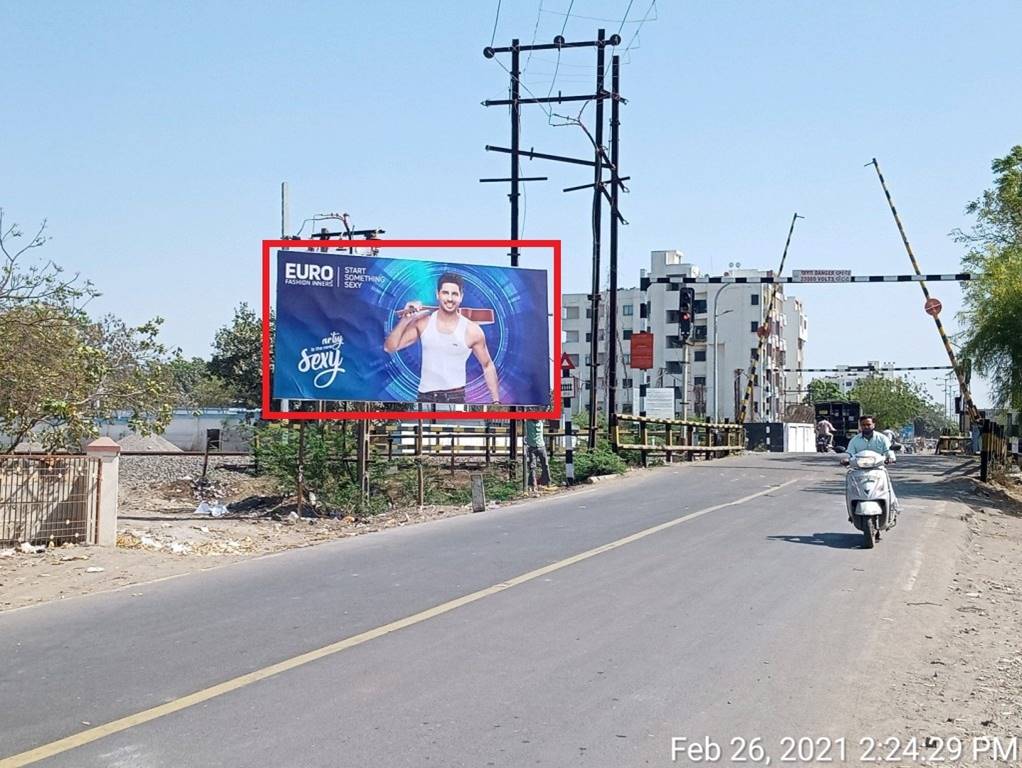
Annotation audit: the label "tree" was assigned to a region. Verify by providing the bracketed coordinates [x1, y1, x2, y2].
[913, 402, 957, 438]
[0, 210, 175, 452]
[169, 355, 239, 409]
[847, 376, 935, 432]
[954, 146, 1022, 410]
[208, 302, 267, 408]
[1, 209, 95, 316]
[0, 311, 176, 452]
[804, 378, 845, 404]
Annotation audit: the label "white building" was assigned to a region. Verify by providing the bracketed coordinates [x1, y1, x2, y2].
[562, 250, 809, 422]
[820, 361, 898, 395]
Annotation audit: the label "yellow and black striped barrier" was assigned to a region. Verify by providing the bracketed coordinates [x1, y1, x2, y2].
[613, 414, 745, 458]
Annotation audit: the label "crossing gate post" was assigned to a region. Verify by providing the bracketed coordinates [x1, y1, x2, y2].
[980, 419, 992, 482]
[562, 361, 575, 484]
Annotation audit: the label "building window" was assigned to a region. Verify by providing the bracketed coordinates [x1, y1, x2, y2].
[751, 294, 760, 306]
[586, 308, 592, 319]
[623, 378, 633, 388]
[674, 386, 684, 398]
[565, 330, 579, 343]
[666, 361, 683, 374]
[599, 330, 605, 342]
[623, 330, 632, 340]
[667, 336, 684, 349]
[694, 376, 706, 386]
[585, 355, 592, 366]
[694, 350, 706, 362]
[622, 305, 634, 316]
[585, 333, 591, 342]
[750, 321, 760, 333]
[566, 306, 580, 320]
[666, 310, 680, 324]
[623, 354, 630, 366]
[693, 299, 707, 314]
[692, 325, 707, 341]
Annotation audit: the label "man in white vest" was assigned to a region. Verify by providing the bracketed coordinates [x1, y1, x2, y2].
[384, 272, 501, 404]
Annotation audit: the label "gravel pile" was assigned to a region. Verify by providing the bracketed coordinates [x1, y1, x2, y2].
[115, 433, 182, 452]
[119, 455, 255, 502]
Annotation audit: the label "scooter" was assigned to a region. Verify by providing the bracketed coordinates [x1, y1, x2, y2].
[843, 447, 900, 549]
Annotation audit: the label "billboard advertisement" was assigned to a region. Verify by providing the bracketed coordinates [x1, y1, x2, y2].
[272, 250, 551, 406]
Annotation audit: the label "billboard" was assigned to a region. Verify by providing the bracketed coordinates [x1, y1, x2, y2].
[272, 250, 551, 407]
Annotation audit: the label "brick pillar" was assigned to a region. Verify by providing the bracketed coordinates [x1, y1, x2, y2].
[86, 437, 121, 546]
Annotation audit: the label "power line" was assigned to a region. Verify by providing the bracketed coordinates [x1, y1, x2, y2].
[621, 0, 658, 55]
[523, 0, 544, 74]
[545, 0, 576, 109]
[541, 7, 651, 23]
[489, 0, 503, 48]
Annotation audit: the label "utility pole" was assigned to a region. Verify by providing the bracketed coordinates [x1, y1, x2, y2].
[606, 54, 622, 442]
[483, 31, 625, 453]
[585, 29, 607, 450]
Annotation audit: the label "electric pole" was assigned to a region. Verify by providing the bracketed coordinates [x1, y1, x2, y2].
[482, 31, 626, 452]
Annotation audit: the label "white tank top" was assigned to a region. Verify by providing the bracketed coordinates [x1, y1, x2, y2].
[419, 312, 471, 392]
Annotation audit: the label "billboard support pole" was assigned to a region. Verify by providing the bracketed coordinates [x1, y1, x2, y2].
[509, 38, 521, 480]
[280, 182, 290, 416]
[296, 420, 306, 518]
[356, 421, 369, 510]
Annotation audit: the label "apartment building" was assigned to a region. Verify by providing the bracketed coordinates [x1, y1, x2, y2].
[562, 250, 809, 422]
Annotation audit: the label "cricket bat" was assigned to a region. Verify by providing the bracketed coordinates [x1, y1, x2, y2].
[395, 306, 495, 325]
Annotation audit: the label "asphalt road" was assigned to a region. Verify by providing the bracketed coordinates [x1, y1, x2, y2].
[0, 453, 974, 767]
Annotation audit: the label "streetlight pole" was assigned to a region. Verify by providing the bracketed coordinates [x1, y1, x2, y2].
[711, 283, 737, 421]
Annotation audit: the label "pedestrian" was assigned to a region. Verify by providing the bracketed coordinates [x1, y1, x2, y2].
[525, 419, 550, 490]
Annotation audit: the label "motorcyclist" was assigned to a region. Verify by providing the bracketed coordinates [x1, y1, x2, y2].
[815, 417, 835, 450]
[841, 415, 901, 513]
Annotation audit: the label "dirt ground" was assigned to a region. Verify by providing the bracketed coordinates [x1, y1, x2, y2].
[879, 471, 1022, 763]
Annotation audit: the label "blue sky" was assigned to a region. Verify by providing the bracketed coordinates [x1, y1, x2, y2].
[4, 1, 1020, 408]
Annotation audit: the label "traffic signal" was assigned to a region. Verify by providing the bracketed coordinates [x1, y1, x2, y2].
[678, 287, 695, 340]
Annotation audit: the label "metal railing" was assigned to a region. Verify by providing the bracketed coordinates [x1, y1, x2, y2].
[613, 415, 745, 462]
[370, 422, 565, 463]
[0, 455, 101, 546]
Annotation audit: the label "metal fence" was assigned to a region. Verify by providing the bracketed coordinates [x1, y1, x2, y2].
[370, 422, 565, 463]
[0, 456, 101, 546]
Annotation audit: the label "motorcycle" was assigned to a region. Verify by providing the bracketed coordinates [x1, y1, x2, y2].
[843, 447, 900, 549]
[816, 434, 835, 453]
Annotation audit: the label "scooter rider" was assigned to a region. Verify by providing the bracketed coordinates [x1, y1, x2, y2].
[842, 415, 901, 513]
[816, 417, 835, 450]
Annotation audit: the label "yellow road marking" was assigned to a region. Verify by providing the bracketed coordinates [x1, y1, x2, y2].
[0, 478, 798, 767]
